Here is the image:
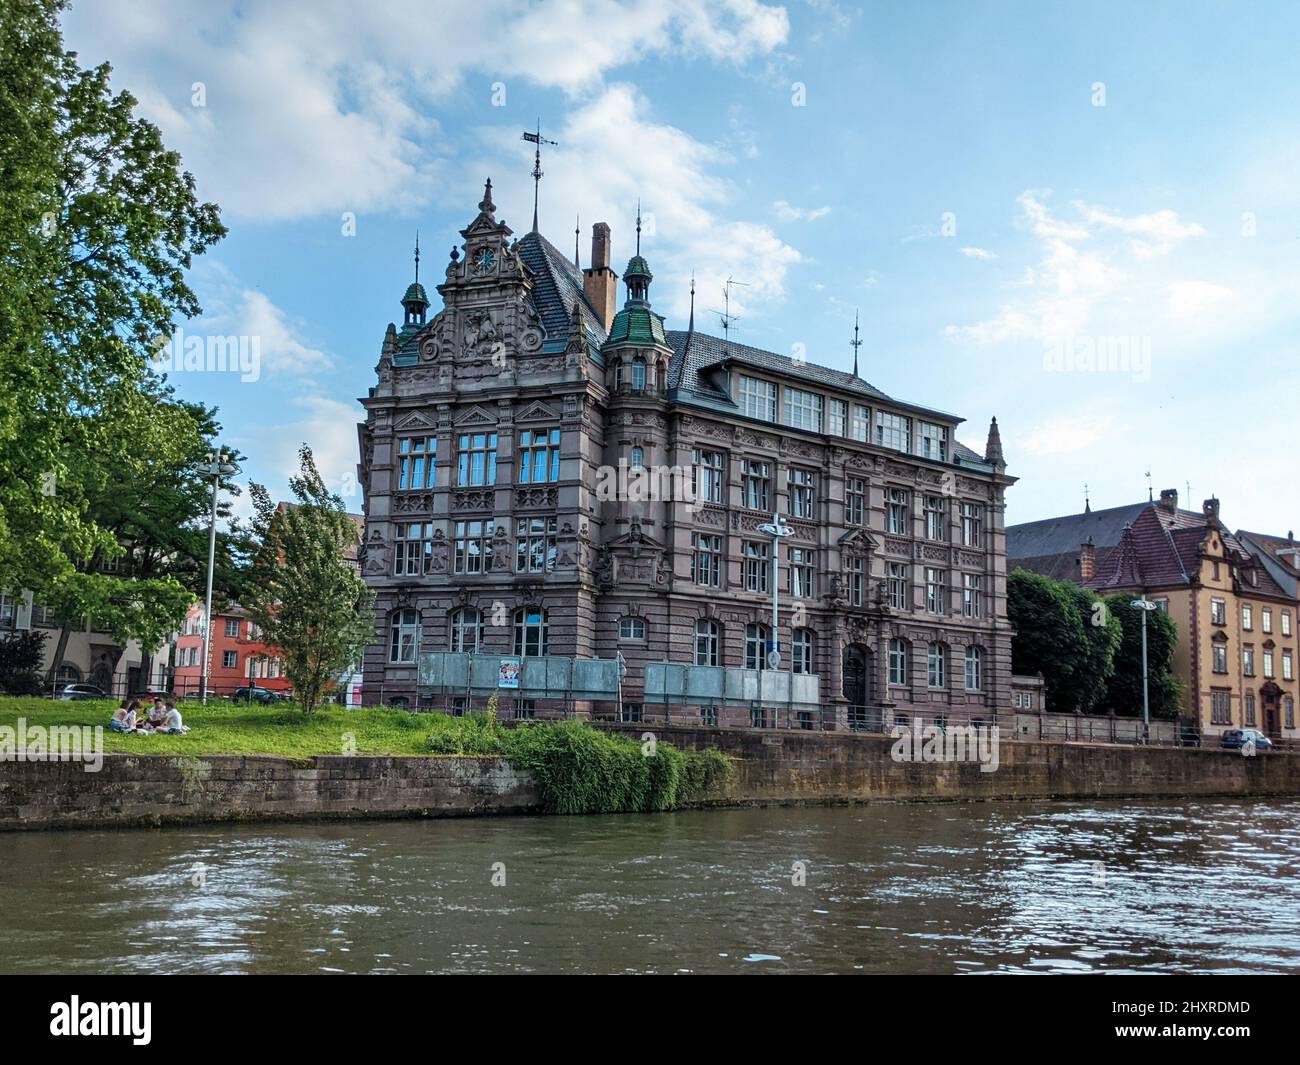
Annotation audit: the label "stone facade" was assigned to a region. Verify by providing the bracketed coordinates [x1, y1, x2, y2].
[357, 182, 1017, 726]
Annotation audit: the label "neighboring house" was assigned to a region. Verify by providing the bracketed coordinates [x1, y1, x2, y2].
[1008, 490, 1300, 742]
[171, 602, 291, 697]
[355, 180, 1017, 724]
[0, 592, 167, 695]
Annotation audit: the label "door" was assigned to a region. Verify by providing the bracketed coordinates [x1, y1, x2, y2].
[842, 644, 872, 728]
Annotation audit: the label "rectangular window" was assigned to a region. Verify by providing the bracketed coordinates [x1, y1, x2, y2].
[1284, 650, 1293, 682]
[1212, 643, 1228, 673]
[395, 522, 434, 576]
[850, 404, 870, 442]
[960, 502, 983, 548]
[1242, 604, 1253, 630]
[1264, 649, 1275, 678]
[397, 436, 437, 490]
[739, 376, 776, 421]
[1211, 690, 1231, 725]
[845, 477, 867, 526]
[224, 619, 240, 638]
[963, 573, 982, 618]
[925, 567, 946, 615]
[743, 541, 770, 593]
[1245, 694, 1256, 727]
[924, 494, 947, 542]
[515, 517, 557, 573]
[875, 411, 911, 451]
[788, 468, 815, 519]
[743, 460, 770, 511]
[691, 448, 724, 504]
[789, 547, 815, 598]
[452, 519, 493, 574]
[845, 555, 865, 607]
[885, 487, 910, 535]
[783, 387, 824, 432]
[517, 428, 561, 484]
[1287, 697, 1296, 729]
[827, 399, 847, 436]
[1263, 608, 1273, 634]
[918, 421, 948, 461]
[222, 650, 237, 669]
[1153, 597, 1169, 613]
[1243, 646, 1255, 677]
[691, 533, 722, 587]
[887, 562, 909, 610]
[457, 432, 498, 486]
[1211, 598, 1226, 626]
[1283, 611, 1292, 637]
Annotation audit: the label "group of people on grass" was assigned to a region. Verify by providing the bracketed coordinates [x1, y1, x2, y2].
[109, 697, 190, 735]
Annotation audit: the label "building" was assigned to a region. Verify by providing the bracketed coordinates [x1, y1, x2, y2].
[355, 181, 1016, 726]
[0, 593, 167, 695]
[171, 602, 290, 697]
[1008, 490, 1300, 742]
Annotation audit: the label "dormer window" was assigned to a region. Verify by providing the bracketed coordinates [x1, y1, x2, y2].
[739, 375, 776, 421]
[875, 411, 912, 451]
[783, 387, 824, 432]
[918, 422, 949, 461]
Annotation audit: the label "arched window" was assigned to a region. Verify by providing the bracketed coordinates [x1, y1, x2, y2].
[450, 607, 482, 653]
[927, 642, 947, 689]
[964, 646, 983, 691]
[55, 663, 81, 686]
[514, 608, 548, 657]
[630, 446, 645, 470]
[389, 609, 420, 664]
[618, 616, 646, 641]
[888, 638, 909, 685]
[695, 619, 720, 666]
[744, 623, 769, 671]
[631, 356, 646, 391]
[792, 628, 814, 674]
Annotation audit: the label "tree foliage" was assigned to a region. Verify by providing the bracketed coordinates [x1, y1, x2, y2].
[0, 0, 225, 603]
[244, 447, 372, 716]
[1008, 569, 1122, 714]
[1100, 594, 1181, 719]
[0, 629, 47, 695]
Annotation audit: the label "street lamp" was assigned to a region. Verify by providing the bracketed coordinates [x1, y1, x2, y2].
[198, 450, 238, 703]
[1131, 598, 1159, 742]
[756, 512, 794, 670]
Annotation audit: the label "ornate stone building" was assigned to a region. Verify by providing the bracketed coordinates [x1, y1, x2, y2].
[356, 180, 1016, 725]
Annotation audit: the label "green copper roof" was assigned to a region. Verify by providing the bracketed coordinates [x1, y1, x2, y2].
[623, 255, 652, 281]
[605, 304, 667, 347]
[403, 282, 429, 305]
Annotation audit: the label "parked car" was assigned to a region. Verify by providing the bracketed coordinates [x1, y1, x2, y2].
[1220, 728, 1272, 752]
[54, 684, 107, 701]
[129, 688, 175, 703]
[232, 685, 292, 704]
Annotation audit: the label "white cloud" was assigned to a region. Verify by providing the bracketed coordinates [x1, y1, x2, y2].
[958, 246, 997, 260]
[63, 0, 789, 222]
[774, 200, 832, 221]
[241, 395, 365, 508]
[1165, 280, 1235, 321]
[1017, 413, 1116, 457]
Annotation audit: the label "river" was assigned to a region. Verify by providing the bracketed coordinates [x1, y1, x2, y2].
[2, 799, 1298, 974]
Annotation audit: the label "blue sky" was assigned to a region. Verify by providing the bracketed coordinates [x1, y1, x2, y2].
[63, 0, 1300, 533]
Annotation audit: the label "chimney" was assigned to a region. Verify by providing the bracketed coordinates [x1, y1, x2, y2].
[1158, 488, 1178, 514]
[1202, 496, 1220, 522]
[1079, 536, 1096, 581]
[583, 222, 617, 332]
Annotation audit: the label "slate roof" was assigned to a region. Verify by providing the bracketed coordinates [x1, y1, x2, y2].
[1236, 529, 1300, 598]
[517, 231, 607, 354]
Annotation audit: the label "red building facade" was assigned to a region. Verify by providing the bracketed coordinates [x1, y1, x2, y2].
[172, 602, 291, 697]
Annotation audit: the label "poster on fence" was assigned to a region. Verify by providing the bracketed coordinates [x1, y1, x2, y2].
[497, 657, 521, 690]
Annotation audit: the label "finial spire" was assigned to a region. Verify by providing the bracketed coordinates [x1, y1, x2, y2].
[850, 310, 863, 377]
[1084, 482, 1090, 514]
[414, 231, 420, 285]
[984, 416, 1005, 468]
[636, 200, 642, 255]
[574, 214, 580, 268]
[478, 178, 495, 216]
[521, 121, 556, 233]
[688, 273, 696, 333]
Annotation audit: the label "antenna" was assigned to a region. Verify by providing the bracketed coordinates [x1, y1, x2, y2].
[850, 310, 863, 377]
[1084, 481, 1090, 513]
[521, 120, 557, 233]
[1145, 468, 1153, 502]
[711, 276, 749, 346]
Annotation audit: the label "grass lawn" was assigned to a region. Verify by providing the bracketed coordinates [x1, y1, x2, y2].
[0, 696, 437, 759]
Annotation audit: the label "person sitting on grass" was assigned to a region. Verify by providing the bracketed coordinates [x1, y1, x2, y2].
[161, 700, 189, 735]
[109, 700, 138, 734]
[147, 698, 167, 730]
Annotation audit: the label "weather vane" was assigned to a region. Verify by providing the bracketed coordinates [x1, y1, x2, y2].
[521, 120, 557, 233]
[851, 310, 863, 377]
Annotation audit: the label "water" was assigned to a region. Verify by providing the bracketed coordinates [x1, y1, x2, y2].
[2, 799, 1298, 974]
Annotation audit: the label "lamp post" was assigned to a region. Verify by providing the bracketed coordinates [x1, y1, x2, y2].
[756, 512, 794, 671]
[1131, 598, 1158, 742]
[198, 450, 238, 703]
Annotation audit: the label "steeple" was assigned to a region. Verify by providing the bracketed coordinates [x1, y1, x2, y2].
[1084, 482, 1091, 514]
[850, 310, 863, 378]
[401, 232, 429, 327]
[479, 177, 496, 219]
[688, 273, 696, 333]
[984, 416, 1005, 468]
[622, 204, 653, 305]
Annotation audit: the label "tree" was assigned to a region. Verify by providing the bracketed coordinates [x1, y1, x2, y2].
[0, 0, 225, 600]
[1008, 569, 1122, 714]
[244, 447, 373, 716]
[0, 629, 47, 695]
[1100, 594, 1181, 719]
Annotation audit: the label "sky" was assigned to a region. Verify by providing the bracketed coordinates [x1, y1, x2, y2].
[62, 0, 1300, 535]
